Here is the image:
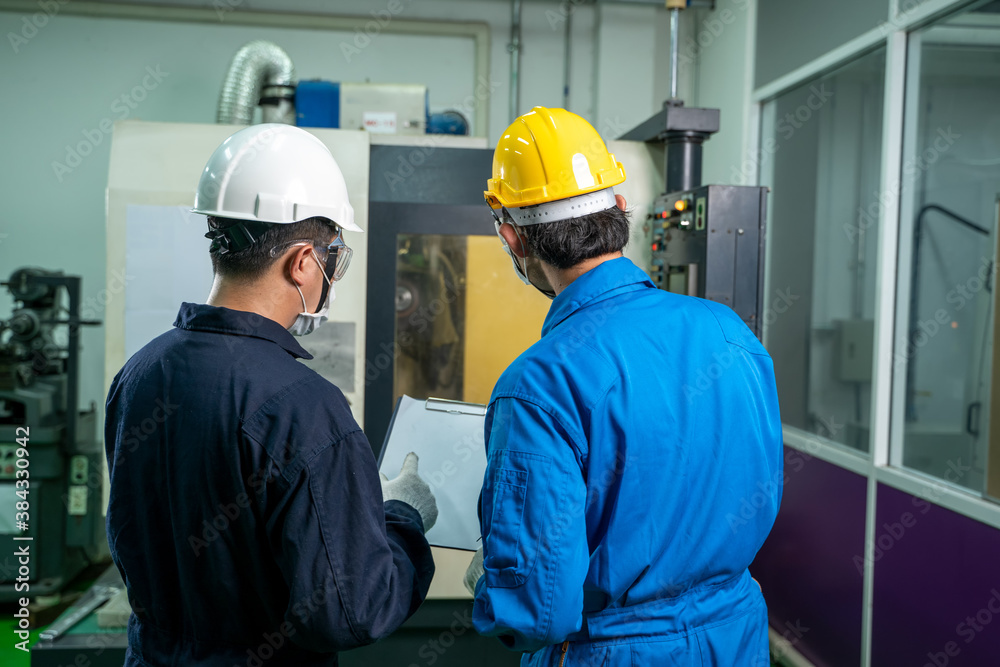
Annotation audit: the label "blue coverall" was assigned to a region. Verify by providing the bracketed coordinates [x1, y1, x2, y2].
[105, 303, 434, 666]
[473, 257, 783, 666]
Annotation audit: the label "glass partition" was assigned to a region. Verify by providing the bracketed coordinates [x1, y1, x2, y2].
[761, 48, 887, 453]
[896, 4, 1000, 496]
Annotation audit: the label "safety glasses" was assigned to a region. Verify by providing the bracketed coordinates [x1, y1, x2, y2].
[488, 202, 521, 239]
[312, 236, 353, 282]
[487, 202, 508, 227]
[271, 233, 353, 282]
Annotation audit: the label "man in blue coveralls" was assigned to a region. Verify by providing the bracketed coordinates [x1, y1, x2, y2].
[463, 107, 784, 666]
[105, 124, 438, 666]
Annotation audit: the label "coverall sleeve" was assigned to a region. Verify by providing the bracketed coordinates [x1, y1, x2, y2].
[472, 396, 590, 652]
[266, 430, 435, 653]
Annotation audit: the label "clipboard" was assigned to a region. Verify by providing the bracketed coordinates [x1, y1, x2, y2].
[377, 395, 488, 551]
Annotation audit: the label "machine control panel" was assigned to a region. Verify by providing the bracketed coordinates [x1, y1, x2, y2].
[650, 184, 769, 338]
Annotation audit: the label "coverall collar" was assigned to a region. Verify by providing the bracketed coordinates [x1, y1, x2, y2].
[173, 302, 314, 360]
[541, 256, 655, 337]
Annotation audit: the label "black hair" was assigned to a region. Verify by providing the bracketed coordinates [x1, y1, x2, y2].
[207, 216, 335, 282]
[518, 205, 630, 270]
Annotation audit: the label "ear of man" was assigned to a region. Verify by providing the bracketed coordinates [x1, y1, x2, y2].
[285, 243, 320, 287]
[499, 222, 527, 259]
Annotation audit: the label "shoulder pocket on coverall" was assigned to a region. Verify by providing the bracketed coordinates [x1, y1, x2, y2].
[484, 450, 547, 587]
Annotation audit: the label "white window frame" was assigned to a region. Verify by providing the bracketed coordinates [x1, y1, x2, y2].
[748, 2, 1000, 665]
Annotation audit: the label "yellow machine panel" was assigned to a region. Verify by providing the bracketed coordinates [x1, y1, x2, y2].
[463, 236, 550, 404]
[392, 234, 549, 407]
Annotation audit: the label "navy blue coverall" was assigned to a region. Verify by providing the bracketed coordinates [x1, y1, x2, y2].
[105, 303, 434, 666]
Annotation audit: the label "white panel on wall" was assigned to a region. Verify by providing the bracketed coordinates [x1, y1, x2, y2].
[123, 205, 214, 360]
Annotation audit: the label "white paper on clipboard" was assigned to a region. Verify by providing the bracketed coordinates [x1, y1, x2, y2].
[378, 395, 487, 551]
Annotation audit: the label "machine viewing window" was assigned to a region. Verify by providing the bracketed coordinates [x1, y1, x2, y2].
[761, 47, 886, 453]
[895, 5, 1000, 499]
[392, 234, 549, 407]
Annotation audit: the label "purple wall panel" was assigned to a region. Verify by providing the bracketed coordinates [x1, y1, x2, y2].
[871, 483, 1000, 666]
[751, 446, 868, 667]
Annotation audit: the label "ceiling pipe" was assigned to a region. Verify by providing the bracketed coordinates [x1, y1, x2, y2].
[563, 6, 572, 110]
[669, 7, 680, 100]
[510, 0, 523, 121]
[216, 40, 295, 125]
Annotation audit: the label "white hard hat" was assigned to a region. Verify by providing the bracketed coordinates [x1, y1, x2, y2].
[192, 123, 362, 232]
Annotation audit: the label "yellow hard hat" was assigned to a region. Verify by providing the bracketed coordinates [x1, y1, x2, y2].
[484, 107, 626, 212]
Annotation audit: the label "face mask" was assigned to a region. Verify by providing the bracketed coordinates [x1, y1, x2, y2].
[523, 255, 557, 300]
[497, 222, 556, 300]
[288, 251, 336, 337]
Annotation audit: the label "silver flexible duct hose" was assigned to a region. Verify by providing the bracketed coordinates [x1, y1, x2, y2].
[216, 40, 295, 125]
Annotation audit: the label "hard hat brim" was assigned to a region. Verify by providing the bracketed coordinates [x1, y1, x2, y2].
[190, 208, 363, 233]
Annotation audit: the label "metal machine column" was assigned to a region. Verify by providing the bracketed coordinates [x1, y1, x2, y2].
[621, 51, 768, 337]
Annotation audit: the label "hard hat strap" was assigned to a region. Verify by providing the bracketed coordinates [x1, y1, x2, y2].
[505, 188, 616, 227]
[205, 220, 274, 255]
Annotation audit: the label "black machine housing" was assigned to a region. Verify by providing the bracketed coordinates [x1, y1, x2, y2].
[622, 100, 770, 339]
[650, 185, 768, 338]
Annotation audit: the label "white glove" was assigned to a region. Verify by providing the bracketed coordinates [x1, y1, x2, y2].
[380, 452, 439, 533]
[464, 547, 484, 595]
